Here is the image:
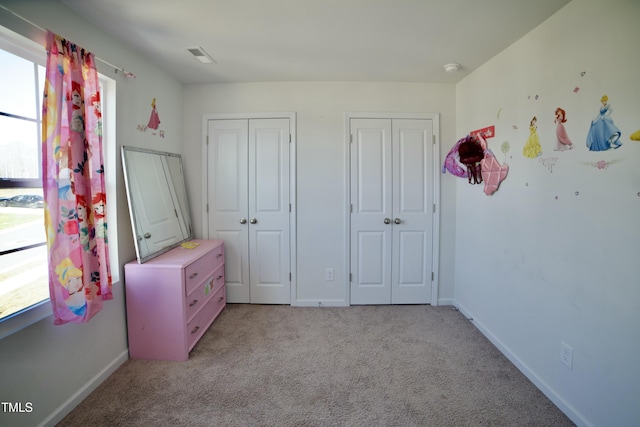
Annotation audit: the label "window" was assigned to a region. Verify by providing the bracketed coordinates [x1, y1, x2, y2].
[0, 26, 118, 337]
[0, 40, 48, 323]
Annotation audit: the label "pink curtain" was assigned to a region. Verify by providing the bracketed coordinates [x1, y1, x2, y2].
[42, 31, 112, 325]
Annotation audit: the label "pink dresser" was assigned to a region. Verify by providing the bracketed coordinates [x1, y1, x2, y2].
[124, 239, 225, 361]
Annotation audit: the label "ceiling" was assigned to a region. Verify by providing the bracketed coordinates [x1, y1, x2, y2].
[60, 0, 571, 85]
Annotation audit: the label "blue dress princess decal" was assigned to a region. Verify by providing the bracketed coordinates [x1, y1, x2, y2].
[586, 95, 622, 151]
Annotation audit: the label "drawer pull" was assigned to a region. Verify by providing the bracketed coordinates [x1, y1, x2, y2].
[216, 275, 223, 280]
[218, 296, 225, 302]
[191, 326, 200, 335]
[189, 299, 198, 307]
[189, 272, 198, 279]
[216, 253, 223, 258]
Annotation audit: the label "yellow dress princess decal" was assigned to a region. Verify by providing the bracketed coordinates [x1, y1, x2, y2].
[523, 116, 542, 158]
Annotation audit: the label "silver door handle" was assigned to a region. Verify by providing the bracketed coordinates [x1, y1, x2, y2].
[250, 218, 257, 224]
[239, 218, 247, 224]
[394, 218, 401, 224]
[384, 218, 391, 224]
[144, 232, 152, 239]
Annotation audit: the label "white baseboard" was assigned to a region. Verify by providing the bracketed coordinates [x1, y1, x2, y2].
[293, 299, 348, 307]
[38, 350, 129, 427]
[452, 300, 590, 427]
[436, 297, 454, 306]
[293, 299, 453, 307]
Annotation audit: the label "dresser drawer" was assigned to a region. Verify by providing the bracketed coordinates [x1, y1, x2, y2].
[184, 242, 224, 295]
[187, 286, 226, 351]
[210, 264, 225, 294]
[185, 278, 211, 323]
[185, 264, 224, 322]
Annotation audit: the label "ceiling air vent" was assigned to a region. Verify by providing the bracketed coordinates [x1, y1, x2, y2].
[187, 47, 216, 64]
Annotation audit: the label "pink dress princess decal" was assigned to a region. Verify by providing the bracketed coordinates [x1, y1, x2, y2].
[147, 98, 161, 130]
[554, 108, 574, 151]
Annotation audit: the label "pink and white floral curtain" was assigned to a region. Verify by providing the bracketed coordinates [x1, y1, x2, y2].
[42, 31, 112, 325]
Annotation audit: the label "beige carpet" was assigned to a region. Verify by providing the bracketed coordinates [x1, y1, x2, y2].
[58, 304, 575, 426]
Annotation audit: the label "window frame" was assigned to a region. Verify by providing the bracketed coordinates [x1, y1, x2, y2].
[0, 25, 118, 339]
[0, 31, 43, 188]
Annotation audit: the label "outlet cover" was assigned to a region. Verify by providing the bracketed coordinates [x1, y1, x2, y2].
[560, 342, 573, 369]
[325, 268, 334, 281]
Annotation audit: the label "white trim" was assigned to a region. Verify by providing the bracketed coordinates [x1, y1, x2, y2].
[453, 300, 590, 427]
[100, 74, 119, 284]
[343, 116, 351, 305]
[37, 349, 129, 427]
[0, 23, 45, 65]
[0, 300, 51, 340]
[431, 114, 441, 306]
[201, 112, 297, 305]
[201, 116, 209, 237]
[344, 112, 441, 306]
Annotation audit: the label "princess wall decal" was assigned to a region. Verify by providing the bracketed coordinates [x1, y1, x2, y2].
[523, 116, 543, 158]
[147, 97, 161, 130]
[554, 107, 574, 151]
[137, 97, 165, 138]
[586, 95, 622, 151]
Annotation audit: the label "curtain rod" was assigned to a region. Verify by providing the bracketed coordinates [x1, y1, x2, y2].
[0, 4, 136, 78]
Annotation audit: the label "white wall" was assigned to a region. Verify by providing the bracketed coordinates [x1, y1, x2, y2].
[182, 82, 457, 305]
[454, 0, 640, 426]
[0, 1, 184, 426]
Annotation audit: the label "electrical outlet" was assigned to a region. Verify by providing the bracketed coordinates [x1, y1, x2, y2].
[560, 342, 573, 369]
[325, 268, 334, 281]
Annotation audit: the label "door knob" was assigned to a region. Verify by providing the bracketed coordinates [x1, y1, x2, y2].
[394, 218, 401, 224]
[144, 232, 152, 239]
[239, 218, 247, 224]
[250, 218, 257, 224]
[384, 218, 391, 224]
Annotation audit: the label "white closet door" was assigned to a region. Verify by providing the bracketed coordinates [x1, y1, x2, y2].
[391, 119, 433, 304]
[350, 118, 434, 305]
[207, 118, 290, 304]
[248, 118, 291, 304]
[350, 118, 393, 304]
[207, 119, 250, 303]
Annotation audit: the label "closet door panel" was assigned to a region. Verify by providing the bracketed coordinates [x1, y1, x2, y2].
[248, 118, 291, 304]
[214, 230, 247, 301]
[350, 118, 393, 304]
[207, 119, 250, 303]
[353, 229, 390, 304]
[391, 119, 433, 304]
[396, 230, 427, 282]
